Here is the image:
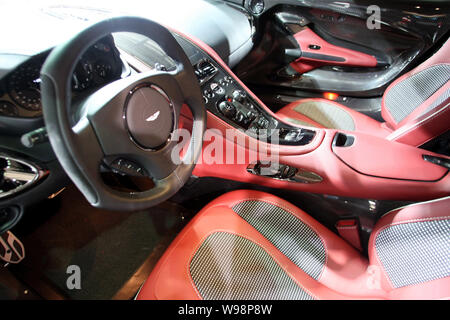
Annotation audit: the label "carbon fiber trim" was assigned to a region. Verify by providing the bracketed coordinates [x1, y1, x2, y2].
[384, 64, 450, 123]
[190, 232, 315, 300]
[293, 100, 355, 130]
[375, 219, 450, 288]
[232, 200, 326, 280]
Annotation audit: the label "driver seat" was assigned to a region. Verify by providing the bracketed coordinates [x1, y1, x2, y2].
[137, 190, 450, 300]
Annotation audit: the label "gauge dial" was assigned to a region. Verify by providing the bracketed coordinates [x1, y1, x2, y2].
[0, 100, 19, 117]
[72, 59, 94, 91]
[94, 60, 112, 79]
[248, 0, 265, 15]
[94, 42, 111, 53]
[7, 62, 42, 111]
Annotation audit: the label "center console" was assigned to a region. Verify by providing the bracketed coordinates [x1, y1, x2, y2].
[174, 33, 316, 146]
[169, 32, 450, 201]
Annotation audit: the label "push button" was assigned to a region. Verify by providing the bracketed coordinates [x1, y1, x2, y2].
[109, 158, 147, 177]
[210, 82, 224, 95]
[309, 44, 321, 50]
[218, 101, 237, 118]
[204, 89, 214, 99]
[232, 90, 247, 103]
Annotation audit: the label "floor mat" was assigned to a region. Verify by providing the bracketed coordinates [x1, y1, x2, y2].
[13, 185, 189, 300]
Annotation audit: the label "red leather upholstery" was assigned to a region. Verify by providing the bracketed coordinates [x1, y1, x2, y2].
[291, 28, 377, 74]
[382, 39, 450, 130]
[276, 98, 392, 139]
[278, 37, 450, 147]
[382, 38, 450, 147]
[137, 190, 450, 300]
[331, 133, 448, 181]
[173, 27, 450, 202]
[368, 197, 450, 299]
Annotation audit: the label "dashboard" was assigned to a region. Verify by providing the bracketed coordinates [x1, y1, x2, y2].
[0, 0, 258, 120]
[0, 28, 314, 148]
[0, 35, 126, 118]
[0, 14, 315, 236]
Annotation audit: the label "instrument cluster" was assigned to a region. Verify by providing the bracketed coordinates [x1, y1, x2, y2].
[0, 35, 124, 118]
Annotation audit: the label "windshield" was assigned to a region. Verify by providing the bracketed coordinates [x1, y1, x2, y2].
[0, 0, 208, 55]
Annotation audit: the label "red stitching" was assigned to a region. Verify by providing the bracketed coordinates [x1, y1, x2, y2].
[337, 225, 358, 230]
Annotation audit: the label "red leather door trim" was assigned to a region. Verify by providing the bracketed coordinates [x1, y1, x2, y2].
[291, 28, 378, 74]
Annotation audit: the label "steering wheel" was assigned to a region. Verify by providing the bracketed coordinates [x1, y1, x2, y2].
[40, 17, 206, 211]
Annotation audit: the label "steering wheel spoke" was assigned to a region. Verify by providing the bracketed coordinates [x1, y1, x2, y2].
[72, 116, 105, 165]
[139, 142, 179, 180]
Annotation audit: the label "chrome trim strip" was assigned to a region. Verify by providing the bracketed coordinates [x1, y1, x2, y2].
[0, 155, 48, 199]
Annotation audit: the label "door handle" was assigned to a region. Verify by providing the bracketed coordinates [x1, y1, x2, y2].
[274, 12, 310, 34]
[331, 2, 350, 9]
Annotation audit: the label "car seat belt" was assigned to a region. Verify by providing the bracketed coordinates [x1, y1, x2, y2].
[335, 219, 363, 252]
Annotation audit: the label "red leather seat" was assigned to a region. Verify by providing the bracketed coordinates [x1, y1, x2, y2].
[137, 190, 450, 300]
[277, 38, 450, 147]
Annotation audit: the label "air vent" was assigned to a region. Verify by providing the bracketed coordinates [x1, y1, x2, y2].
[0, 155, 47, 200]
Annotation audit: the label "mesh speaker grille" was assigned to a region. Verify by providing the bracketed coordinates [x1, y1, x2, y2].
[293, 100, 355, 131]
[420, 88, 450, 117]
[232, 200, 326, 280]
[384, 64, 450, 123]
[190, 232, 314, 300]
[375, 219, 450, 288]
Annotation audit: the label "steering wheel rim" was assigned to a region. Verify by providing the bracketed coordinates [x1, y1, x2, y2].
[40, 16, 206, 211]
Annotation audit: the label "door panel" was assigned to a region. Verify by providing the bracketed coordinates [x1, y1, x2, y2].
[290, 27, 378, 74]
[234, 0, 450, 97]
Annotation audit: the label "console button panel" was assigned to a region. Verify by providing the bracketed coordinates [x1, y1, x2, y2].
[247, 161, 323, 184]
[194, 58, 274, 133]
[189, 48, 315, 146]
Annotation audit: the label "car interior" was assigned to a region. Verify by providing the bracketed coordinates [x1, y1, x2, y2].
[0, 0, 449, 301]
